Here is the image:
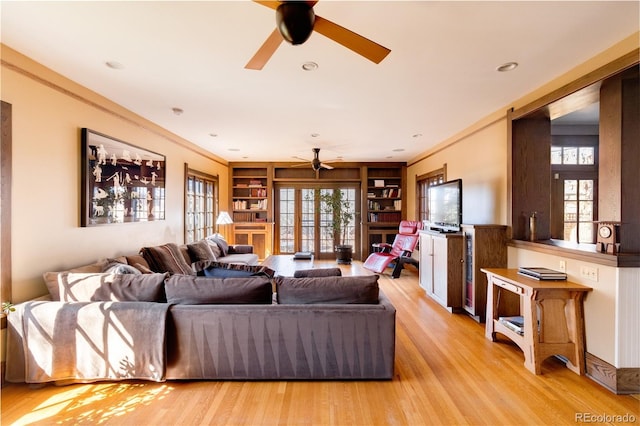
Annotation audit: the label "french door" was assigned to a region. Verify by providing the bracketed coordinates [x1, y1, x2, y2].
[551, 171, 598, 243]
[275, 185, 359, 259]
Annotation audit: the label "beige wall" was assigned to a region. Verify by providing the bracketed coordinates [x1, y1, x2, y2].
[407, 33, 639, 367]
[406, 114, 507, 225]
[1, 45, 229, 303]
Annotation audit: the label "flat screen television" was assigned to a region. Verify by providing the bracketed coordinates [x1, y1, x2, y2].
[427, 179, 462, 233]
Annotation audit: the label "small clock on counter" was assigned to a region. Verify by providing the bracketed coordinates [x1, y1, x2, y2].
[596, 222, 621, 254]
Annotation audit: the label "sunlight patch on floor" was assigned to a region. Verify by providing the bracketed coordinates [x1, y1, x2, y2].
[14, 383, 173, 425]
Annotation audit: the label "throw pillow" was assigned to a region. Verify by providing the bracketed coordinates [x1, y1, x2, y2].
[293, 268, 342, 278]
[125, 254, 152, 273]
[47, 272, 167, 302]
[187, 239, 217, 262]
[140, 243, 194, 275]
[103, 263, 142, 275]
[102, 258, 142, 275]
[276, 275, 380, 304]
[206, 234, 229, 256]
[164, 275, 272, 305]
[205, 239, 223, 258]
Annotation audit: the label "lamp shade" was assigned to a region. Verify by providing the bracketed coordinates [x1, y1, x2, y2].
[216, 211, 233, 225]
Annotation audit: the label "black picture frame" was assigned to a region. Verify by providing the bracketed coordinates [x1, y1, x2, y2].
[81, 128, 166, 226]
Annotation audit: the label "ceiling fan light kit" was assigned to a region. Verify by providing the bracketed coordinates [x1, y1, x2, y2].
[276, 2, 315, 45]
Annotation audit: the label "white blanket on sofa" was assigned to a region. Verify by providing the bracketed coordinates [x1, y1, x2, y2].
[6, 301, 169, 383]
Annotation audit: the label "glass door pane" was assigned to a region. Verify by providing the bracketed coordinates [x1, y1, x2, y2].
[563, 178, 595, 243]
[278, 188, 295, 253]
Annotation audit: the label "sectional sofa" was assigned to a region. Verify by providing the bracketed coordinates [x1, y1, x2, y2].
[5, 238, 396, 383]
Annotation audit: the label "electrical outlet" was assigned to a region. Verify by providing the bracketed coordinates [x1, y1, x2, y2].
[559, 260, 566, 272]
[580, 266, 598, 282]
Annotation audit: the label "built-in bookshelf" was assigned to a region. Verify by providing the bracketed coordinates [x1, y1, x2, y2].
[365, 167, 403, 224]
[230, 165, 271, 223]
[362, 164, 406, 257]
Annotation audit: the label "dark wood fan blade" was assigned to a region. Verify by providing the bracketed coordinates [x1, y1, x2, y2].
[253, 1, 281, 11]
[254, 1, 318, 10]
[313, 16, 390, 64]
[320, 163, 334, 170]
[245, 28, 284, 70]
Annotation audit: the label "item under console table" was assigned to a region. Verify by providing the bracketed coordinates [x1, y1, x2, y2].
[482, 268, 592, 376]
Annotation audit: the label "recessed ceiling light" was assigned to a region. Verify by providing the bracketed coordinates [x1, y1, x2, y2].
[302, 61, 318, 71]
[209, 133, 218, 138]
[228, 148, 240, 152]
[497, 62, 518, 72]
[392, 148, 405, 152]
[105, 61, 124, 70]
[412, 133, 423, 138]
[310, 133, 320, 138]
[172, 107, 184, 116]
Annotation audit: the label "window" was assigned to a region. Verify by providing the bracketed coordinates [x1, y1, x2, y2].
[551, 146, 595, 165]
[184, 166, 218, 243]
[416, 166, 446, 222]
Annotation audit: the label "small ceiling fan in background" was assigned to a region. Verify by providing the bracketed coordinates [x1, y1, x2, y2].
[246, 0, 391, 70]
[293, 148, 340, 171]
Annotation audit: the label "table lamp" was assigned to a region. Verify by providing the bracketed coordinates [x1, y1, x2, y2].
[215, 211, 233, 241]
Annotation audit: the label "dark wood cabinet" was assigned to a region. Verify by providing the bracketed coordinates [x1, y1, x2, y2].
[461, 224, 507, 322]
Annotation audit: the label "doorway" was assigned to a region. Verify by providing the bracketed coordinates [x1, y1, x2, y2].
[275, 185, 359, 259]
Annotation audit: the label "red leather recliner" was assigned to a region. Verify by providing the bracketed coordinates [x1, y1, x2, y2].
[363, 220, 423, 278]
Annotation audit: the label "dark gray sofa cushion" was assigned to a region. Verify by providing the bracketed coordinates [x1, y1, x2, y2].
[165, 275, 272, 305]
[43, 272, 168, 302]
[276, 275, 379, 304]
[293, 268, 342, 278]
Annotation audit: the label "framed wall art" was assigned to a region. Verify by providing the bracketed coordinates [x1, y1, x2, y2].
[81, 128, 166, 226]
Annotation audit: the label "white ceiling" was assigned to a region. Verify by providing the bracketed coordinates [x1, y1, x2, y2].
[1, 1, 638, 163]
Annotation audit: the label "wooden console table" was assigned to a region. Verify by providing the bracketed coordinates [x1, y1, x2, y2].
[482, 268, 592, 375]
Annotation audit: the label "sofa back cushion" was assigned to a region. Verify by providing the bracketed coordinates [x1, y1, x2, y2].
[164, 275, 272, 305]
[43, 272, 167, 302]
[293, 268, 342, 278]
[140, 243, 194, 275]
[276, 275, 380, 304]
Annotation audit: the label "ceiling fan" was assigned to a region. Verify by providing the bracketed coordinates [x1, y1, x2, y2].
[245, 1, 391, 70]
[293, 148, 338, 171]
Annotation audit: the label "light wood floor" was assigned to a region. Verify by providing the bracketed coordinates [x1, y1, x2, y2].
[2, 262, 638, 425]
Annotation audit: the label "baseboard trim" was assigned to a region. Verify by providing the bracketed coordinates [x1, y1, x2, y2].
[586, 352, 640, 394]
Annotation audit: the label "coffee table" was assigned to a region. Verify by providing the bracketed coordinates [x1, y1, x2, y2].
[261, 255, 373, 277]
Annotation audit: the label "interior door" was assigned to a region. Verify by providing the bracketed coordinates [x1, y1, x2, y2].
[275, 185, 358, 259]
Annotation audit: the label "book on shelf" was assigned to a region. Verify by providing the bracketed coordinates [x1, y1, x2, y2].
[499, 316, 524, 335]
[374, 179, 385, 187]
[518, 267, 567, 280]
